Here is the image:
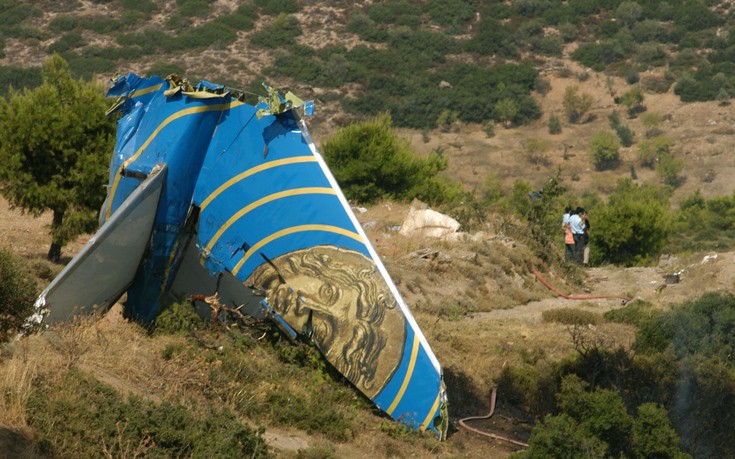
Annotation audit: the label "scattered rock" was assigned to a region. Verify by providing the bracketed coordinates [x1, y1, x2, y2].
[399, 206, 460, 239]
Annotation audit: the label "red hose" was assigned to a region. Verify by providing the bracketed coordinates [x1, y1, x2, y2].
[457, 387, 530, 448]
[532, 269, 632, 303]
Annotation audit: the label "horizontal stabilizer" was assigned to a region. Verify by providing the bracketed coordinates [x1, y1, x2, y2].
[32, 165, 166, 325]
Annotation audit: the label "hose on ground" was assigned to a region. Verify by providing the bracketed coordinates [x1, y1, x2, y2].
[532, 269, 632, 303]
[457, 387, 530, 448]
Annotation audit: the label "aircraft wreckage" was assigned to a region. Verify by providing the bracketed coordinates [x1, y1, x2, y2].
[30, 73, 448, 438]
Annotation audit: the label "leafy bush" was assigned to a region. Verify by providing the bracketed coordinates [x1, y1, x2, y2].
[367, 0, 421, 27]
[563, 85, 594, 123]
[466, 18, 517, 58]
[513, 375, 688, 459]
[631, 292, 735, 456]
[656, 153, 684, 187]
[48, 32, 85, 54]
[153, 300, 203, 335]
[0, 248, 37, 342]
[174, 0, 214, 17]
[321, 113, 459, 205]
[250, 13, 301, 48]
[591, 179, 671, 266]
[603, 300, 656, 326]
[637, 136, 670, 168]
[26, 371, 270, 458]
[121, 0, 159, 15]
[667, 190, 735, 252]
[0, 65, 42, 97]
[614, 123, 634, 147]
[423, 0, 474, 31]
[255, 0, 298, 15]
[635, 292, 735, 363]
[618, 87, 645, 116]
[346, 13, 388, 42]
[542, 308, 600, 326]
[588, 130, 620, 170]
[548, 114, 561, 134]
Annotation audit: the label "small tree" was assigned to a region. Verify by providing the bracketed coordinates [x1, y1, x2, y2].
[592, 178, 671, 266]
[656, 153, 684, 187]
[619, 87, 645, 117]
[0, 55, 115, 261]
[637, 136, 671, 168]
[548, 114, 562, 134]
[589, 130, 620, 170]
[639, 111, 662, 137]
[562, 85, 594, 123]
[322, 112, 457, 205]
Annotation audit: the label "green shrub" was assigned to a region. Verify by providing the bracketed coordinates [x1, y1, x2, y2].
[542, 308, 600, 326]
[153, 300, 203, 335]
[588, 130, 620, 170]
[603, 300, 656, 326]
[0, 3, 40, 27]
[174, 0, 214, 17]
[656, 153, 684, 187]
[321, 113, 456, 205]
[121, 0, 159, 15]
[367, 0, 420, 26]
[549, 115, 561, 134]
[635, 292, 735, 363]
[618, 87, 645, 116]
[466, 18, 517, 57]
[513, 375, 688, 459]
[0, 65, 42, 97]
[213, 4, 258, 31]
[563, 85, 594, 123]
[0, 248, 37, 342]
[346, 13, 388, 42]
[614, 123, 634, 147]
[250, 13, 301, 48]
[145, 60, 186, 78]
[667, 190, 735, 252]
[423, 0, 474, 31]
[255, 0, 298, 15]
[591, 179, 671, 266]
[26, 371, 270, 458]
[637, 136, 670, 168]
[174, 22, 238, 50]
[48, 14, 81, 33]
[48, 32, 85, 54]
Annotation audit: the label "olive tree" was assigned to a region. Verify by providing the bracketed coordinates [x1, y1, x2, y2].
[0, 55, 115, 261]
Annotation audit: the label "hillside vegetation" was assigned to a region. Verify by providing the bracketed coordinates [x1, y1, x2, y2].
[2, 0, 735, 458]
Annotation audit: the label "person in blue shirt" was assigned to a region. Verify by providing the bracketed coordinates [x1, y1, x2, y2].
[569, 207, 586, 265]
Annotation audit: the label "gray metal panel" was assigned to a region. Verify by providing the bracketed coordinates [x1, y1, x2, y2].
[37, 165, 167, 324]
[169, 235, 265, 320]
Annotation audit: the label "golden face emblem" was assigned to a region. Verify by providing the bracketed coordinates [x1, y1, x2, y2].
[246, 246, 406, 398]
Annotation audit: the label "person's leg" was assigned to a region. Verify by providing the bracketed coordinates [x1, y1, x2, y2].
[573, 234, 584, 264]
[583, 244, 590, 265]
[565, 243, 575, 261]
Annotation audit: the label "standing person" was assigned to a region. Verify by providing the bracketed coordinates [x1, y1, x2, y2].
[569, 207, 586, 265]
[582, 211, 591, 266]
[562, 205, 572, 228]
[563, 207, 575, 261]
